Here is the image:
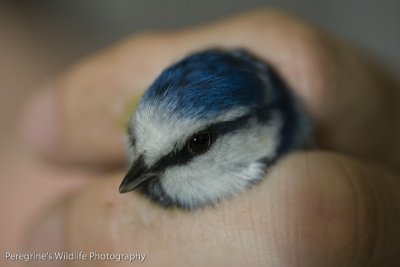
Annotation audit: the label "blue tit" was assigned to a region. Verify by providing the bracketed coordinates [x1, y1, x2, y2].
[119, 48, 312, 210]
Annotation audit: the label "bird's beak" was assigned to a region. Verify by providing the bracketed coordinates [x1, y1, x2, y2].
[119, 156, 158, 193]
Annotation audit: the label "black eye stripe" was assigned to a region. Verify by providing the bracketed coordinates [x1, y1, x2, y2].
[207, 113, 252, 137]
[148, 112, 257, 173]
[128, 104, 274, 176]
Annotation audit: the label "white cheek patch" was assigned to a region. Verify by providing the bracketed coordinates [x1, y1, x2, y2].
[161, 161, 266, 208]
[160, 112, 282, 208]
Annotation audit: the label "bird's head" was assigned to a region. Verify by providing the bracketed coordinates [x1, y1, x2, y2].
[119, 49, 308, 209]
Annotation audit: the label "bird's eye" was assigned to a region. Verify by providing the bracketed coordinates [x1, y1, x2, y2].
[188, 131, 212, 155]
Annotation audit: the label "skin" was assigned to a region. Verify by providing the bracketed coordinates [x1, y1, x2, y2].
[11, 10, 400, 266]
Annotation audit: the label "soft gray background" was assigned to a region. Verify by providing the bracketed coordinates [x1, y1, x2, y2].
[27, 0, 400, 70]
[0, 0, 399, 256]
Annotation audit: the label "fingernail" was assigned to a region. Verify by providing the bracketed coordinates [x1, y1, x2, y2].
[22, 89, 60, 153]
[28, 210, 64, 266]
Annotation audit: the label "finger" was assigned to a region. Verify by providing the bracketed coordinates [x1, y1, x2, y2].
[21, 10, 400, 166]
[27, 152, 400, 266]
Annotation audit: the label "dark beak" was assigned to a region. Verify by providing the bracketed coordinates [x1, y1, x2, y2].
[119, 156, 158, 193]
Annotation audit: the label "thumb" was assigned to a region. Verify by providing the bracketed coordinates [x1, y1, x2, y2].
[26, 152, 400, 266]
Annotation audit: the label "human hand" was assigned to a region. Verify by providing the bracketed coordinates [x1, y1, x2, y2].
[21, 10, 400, 266]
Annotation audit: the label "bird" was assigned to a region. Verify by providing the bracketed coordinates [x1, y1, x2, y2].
[119, 48, 312, 210]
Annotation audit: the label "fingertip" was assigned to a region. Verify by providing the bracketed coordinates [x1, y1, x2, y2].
[265, 152, 400, 266]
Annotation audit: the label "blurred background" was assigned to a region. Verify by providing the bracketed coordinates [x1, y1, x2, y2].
[0, 0, 399, 263]
[1, 0, 400, 146]
[1, 0, 400, 148]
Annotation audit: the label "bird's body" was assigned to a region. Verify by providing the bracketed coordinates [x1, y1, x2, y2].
[120, 49, 311, 209]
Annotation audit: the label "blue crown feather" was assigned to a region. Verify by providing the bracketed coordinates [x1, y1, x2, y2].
[139, 49, 270, 119]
